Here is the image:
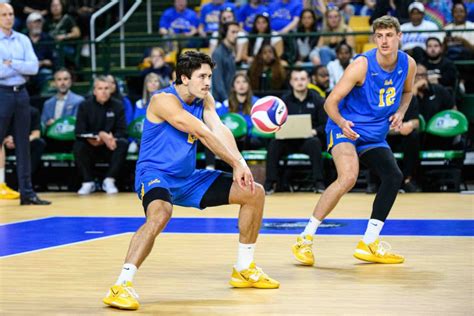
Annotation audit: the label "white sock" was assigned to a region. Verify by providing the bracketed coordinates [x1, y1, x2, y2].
[0, 168, 5, 183]
[301, 216, 322, 237]
[236, 243, 255, 271]
[362, 219, 384, 244]
[115, 263, 138, 285]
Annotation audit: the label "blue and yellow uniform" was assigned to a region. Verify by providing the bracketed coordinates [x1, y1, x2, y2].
[326, 48, 409, 153]
[135, 85, 222, 209]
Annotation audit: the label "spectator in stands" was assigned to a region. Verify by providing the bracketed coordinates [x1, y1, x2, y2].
[387, 98, 421, 193]
[242, 13, 283, 64]
[46, 0, 81, 42]
[264, 69, 327, 194]
[159, 0, 199, 51]
[327, 42, 352, 90]
[308, 65, 330, 98]
[310, 6, 355, 66]
[268, 0, 302, 34]
[0, 145, 19, 199]
[25, 12, 54, 96]
[128, 73, 161, 154]
[105, 74, 134, 126]
[400, 2, 443, 62]
[444, 2, 474, 93]
[209, 7, 247, 64]
[41, 68, 84, 127]
[198, 0, 236, 38]
[238, 0, 267, 33]
[45, 0, 81, 67]
[140, 47, 173, 88]
[220, 73, 264, 149]
[294, 9, 320, 67]
[134, 73, 160, 121]
[444, 2, 474, 59]
[67, 0, 105, 57]
[74, 76, 128, 195]
[248, 43, 287, 91]
[11, 1, 48, 30]
[414, 64, 456, 123]
[369, 0, 410, 24]
[421, 37, 457, 92]
[4, 107, 46, 177]
[211, 21, 239, 102]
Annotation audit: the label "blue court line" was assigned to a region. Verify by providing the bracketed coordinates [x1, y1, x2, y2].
[0, 217, 473, 257]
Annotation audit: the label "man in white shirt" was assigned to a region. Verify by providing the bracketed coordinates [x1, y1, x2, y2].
[400, 2, 443, 61]
[327, 42, 352, 90]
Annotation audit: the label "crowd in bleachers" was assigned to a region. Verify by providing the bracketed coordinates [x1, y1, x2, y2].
[1, 0, 474, 198]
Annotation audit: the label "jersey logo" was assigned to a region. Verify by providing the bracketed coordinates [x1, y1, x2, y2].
[187, 134, 198, 144]
[148, 178, 161, 186]
[398, 70, 403, 75]
[371, 72, 378, 76]
[384, 79, 393, 85]
[336, 133, 347, 139]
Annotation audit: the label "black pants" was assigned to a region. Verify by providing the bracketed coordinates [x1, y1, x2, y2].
[0, 87, 34, 197]
[265, 137, 324, 186]
[387, 130, 420, 179]
[73, 139, 128, 182]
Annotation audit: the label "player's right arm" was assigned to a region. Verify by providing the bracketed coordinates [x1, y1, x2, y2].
[324, 56, 367, 140]
[147, 93, 241, 169]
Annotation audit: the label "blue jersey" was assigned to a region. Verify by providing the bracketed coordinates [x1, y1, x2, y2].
[268, 1, 302, 32]
[136, 85, 204, 178]
[326, 49, 409, 143]
[200, 2, 237, 33]
[238, 4, 268, 32]
[159, 8, 199, 34]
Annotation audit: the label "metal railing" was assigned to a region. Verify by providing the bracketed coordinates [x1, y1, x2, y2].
[90, 0, 143, 73]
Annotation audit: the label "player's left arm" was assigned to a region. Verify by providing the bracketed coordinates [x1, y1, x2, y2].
[202, 94, 243, 161]
[390, 56, 417, 130]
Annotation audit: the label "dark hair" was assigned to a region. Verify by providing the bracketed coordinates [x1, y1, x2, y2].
[54, 67, 71, 78]
[248, 13, 271, 57]
[335, 42, 352, 54]
[218, 8, 236, 38]
[290, 67, 309, 77]
[175, 51, 215, 85]
[452, 1, 467, 14]
[228, 74, 253, 115]
[426, 36, 442, 46]
[221, 21, 240, 39]
[313, 65, 327, 76]
[248, 43, 286, 90]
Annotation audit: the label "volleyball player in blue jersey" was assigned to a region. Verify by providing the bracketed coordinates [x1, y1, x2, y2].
[292, 16, 416, 266]
[103, 51, 279, 310]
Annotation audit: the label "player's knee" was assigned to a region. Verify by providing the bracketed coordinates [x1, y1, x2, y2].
[252, 183, 265, 202]
[338, 173, 358, 192]
[386, 167, 403, 186]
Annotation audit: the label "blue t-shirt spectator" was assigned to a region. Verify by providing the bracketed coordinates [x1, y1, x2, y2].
[268, 1, 302, 32]
[200, 2, 236, 34]
[159, 7, 199, 34]
[238, 3, 268, 32]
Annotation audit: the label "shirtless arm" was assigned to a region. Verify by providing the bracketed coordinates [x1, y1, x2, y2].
[324, 57, 367, 140]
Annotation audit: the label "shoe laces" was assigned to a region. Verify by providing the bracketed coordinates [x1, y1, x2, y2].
[375, 240, 392, 256]
[247, 266, 268, 282]
[123, 285, 139, 299]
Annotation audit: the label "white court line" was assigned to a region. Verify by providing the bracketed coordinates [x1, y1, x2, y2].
[0, 232, 133, 259]
[0, 216, 54, 226]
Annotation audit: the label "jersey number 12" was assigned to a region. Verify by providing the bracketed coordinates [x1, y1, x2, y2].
[378, 87, 396, 107]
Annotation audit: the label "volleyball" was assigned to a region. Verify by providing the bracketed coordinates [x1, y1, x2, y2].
[250, 96, 288, 133]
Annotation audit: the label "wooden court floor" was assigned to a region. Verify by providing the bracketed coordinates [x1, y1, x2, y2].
[0, 192, 473, 315]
